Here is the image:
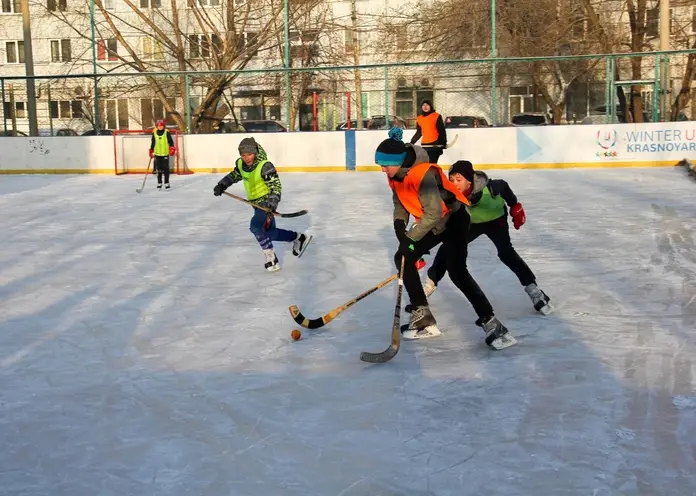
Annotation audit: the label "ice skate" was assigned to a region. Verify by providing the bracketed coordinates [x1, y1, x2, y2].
[525, 282, 553, 315]
[401, 305, 441, 340]
[405, 278, 437, 313]
[292, 232, 313, 258]
[478, 315, 517, 350]
[263, 249, 280, 272]
[157, 183, 162, 190]
[165, 183, 170, 190]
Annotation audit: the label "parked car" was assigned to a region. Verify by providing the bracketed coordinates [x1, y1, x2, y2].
[511, 113, 550, 126]
[366, 115, 407, 130]
[239, 120, 287, 132]
[444, 115, 490, 128]
[335, 119, 369, 131]
[55, 128, 78, 136]
[81, 129, 114, 136]
[0, 130, 28, 136]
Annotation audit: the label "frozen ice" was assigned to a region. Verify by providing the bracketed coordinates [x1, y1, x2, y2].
[1, 168, 695, 495]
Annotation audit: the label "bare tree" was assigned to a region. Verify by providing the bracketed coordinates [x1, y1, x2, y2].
[41, 0, 327, 132]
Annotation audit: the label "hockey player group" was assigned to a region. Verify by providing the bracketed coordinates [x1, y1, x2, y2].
[205, 100, 552, 354]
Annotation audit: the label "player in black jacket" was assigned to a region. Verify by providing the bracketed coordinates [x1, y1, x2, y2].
[420, 160, 552, 315]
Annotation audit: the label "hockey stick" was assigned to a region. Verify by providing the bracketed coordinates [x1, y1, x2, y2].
[421, 134, 459, 149]
[360, 256, 407, 364]
[222, 191, 308, 218]
[136, 158, 153, 193]
[288, 259, 426, 330]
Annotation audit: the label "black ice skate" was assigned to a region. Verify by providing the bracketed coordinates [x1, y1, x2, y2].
[165, 183, 170, 190]
[477, 315, 517, 350]
[400, 305, 441, 340]
[525, 282, 553, 315]
[405, 278, 437, 313]
[292, 232, 313, 258]
[157, 183, 162, 190]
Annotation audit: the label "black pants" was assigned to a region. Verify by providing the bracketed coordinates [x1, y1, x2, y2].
[428, 216, 536, 287]
[394, 207, 494, 319]
[424, 147, 443, 164]
[154, 156, 170, 184]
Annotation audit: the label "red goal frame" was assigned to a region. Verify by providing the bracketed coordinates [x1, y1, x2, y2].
[113, 129, 192, 175]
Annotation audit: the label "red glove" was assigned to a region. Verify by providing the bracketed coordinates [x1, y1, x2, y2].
[510, 203, 526, 230]
[148, 149, 153, 159]
[169, 146, 176, 156]
[415, 258, 426, 270]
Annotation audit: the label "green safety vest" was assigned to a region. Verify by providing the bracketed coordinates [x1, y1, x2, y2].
[152, 130, 170, 157]
[467, 186, 505, 224]
[236, 158, 270, 201]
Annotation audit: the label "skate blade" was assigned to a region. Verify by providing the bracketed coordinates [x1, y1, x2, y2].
[489, 334, 517, 350]
[295, 235, 313, 258]
[539, 302, 554, 315]
[402, 325, 442, 340]
[266, 265, 281, 272]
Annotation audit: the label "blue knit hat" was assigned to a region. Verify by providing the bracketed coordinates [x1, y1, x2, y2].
[375, 127, 407, 166]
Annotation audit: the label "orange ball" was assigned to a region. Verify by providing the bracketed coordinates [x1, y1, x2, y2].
[291, 329, 302, 341]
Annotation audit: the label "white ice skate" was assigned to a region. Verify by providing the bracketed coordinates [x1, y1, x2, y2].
[263, 249, 280, 272]
[401, 305, 442, 340]
[292, 232, 313, 258]
[480, 316, 517, 350]
[525, 283, 553, 315]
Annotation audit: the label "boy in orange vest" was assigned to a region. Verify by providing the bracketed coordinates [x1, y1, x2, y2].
[410, 99, 447, 163]
[374, 130, 516, 350]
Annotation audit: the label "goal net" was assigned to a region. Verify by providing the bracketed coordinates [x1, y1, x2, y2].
[113, 129, 192, 175]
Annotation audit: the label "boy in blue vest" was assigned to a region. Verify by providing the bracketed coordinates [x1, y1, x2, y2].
[149, 119, 176, 190]
[418, 160, 552, 315]
[212, 137, 312, 272]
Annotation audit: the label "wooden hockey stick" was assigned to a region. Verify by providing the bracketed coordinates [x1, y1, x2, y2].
[136, 158, 153, 193]
[360, 257, 407, 364]
[222, 191, 308, 218]
[289, 259, 426, 330]
[421, 134, 459, 149]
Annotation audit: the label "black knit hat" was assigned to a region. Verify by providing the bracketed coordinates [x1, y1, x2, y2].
[238, 137, 258, 155]
[449, 160, 474, 182]
[421, 99, 434, 111]
[375, 136, 407, 166]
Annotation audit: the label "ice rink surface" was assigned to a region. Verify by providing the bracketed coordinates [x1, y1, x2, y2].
[1, 167, 695, 496]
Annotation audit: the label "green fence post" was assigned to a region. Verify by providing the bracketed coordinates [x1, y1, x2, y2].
[654, 53, 661, 122]
[605, 56, 611, 124]
[90, 0, 99, 132]
[1, 79, 6, 134]
[283, 0, 291, 131]
[185, 73, 191, 133]
[384, 65, 389, 120]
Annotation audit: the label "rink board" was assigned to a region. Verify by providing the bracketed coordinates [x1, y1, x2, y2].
[0, 121, 694, 173]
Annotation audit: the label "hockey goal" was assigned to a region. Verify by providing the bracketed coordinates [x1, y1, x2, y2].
[113, 129, 192, 175]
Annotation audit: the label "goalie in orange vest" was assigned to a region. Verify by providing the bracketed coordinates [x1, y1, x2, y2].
[410, 99, 447, 163]
[375, 128, 516, 350]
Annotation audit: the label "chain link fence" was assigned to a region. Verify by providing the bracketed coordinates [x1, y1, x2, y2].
[1, 51, 695, 136]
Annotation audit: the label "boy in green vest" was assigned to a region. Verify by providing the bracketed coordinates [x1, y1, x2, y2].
[149, 119, 176, 190]
[212, 137, 312, 272]
[418, 160, 552, 315]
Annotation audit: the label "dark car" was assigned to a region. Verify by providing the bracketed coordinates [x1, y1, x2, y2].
[444, 115, 489, 128]
[240, 120, 287, 132]
[335, 119, 369, 131]
[81, 129, 114, 136]
[511, 113, 550, 126]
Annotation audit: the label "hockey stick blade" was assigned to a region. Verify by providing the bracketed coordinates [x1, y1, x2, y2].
[222, 191, 308, 217]
[360, 257, 406, 364]
[420, 134, 458, 150]
[289, 259, 426, 330]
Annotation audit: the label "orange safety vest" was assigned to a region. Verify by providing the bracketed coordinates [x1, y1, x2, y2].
[388, 162, 470, 221]
[416, 112, 441, 144]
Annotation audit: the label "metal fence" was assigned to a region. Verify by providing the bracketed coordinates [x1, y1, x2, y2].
[1, 50, 695, 136]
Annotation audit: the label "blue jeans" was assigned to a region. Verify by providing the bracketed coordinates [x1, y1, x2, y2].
[249, 207, 297, 250]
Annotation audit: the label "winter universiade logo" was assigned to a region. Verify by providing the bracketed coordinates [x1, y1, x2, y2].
[596, 129, 618, 158]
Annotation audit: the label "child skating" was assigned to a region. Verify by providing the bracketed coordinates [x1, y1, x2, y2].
[213, 137, 312, 272]
[419, 160, 552, 314]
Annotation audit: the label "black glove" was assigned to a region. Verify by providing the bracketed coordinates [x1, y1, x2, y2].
[393, 219, 408, 244]
[213, 183, 225, 196]
[397, 236, 416, 257]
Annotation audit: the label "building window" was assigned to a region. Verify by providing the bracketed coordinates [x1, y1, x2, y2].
[395, 25, 408, 51]
[47, 0, 66, 11]
[103, 0, 113, 9]
[3, 101, 26, 119]
[140, 0, 160, 8]
[97, 38, 118, 61]
[1, 0, 20, 13]
[5, 41, 24, 64]
[344, 29, 358, 54]
[235, 32, 258, 56]
[646, 8, 659, 38]
[188, 34, 221, 58]
[97, 98, 129, 129]
[49, 100, 83, 118]
[140, 98, 176, 128]
[143, 37, 164, 60]
[190, 0, 220, 6]
[50, 39, 72, 62]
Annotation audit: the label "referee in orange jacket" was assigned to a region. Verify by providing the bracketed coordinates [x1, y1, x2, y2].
[410, 99, 447, 163]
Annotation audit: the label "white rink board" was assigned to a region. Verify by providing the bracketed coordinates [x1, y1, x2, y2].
[0, 122, 694, 173]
